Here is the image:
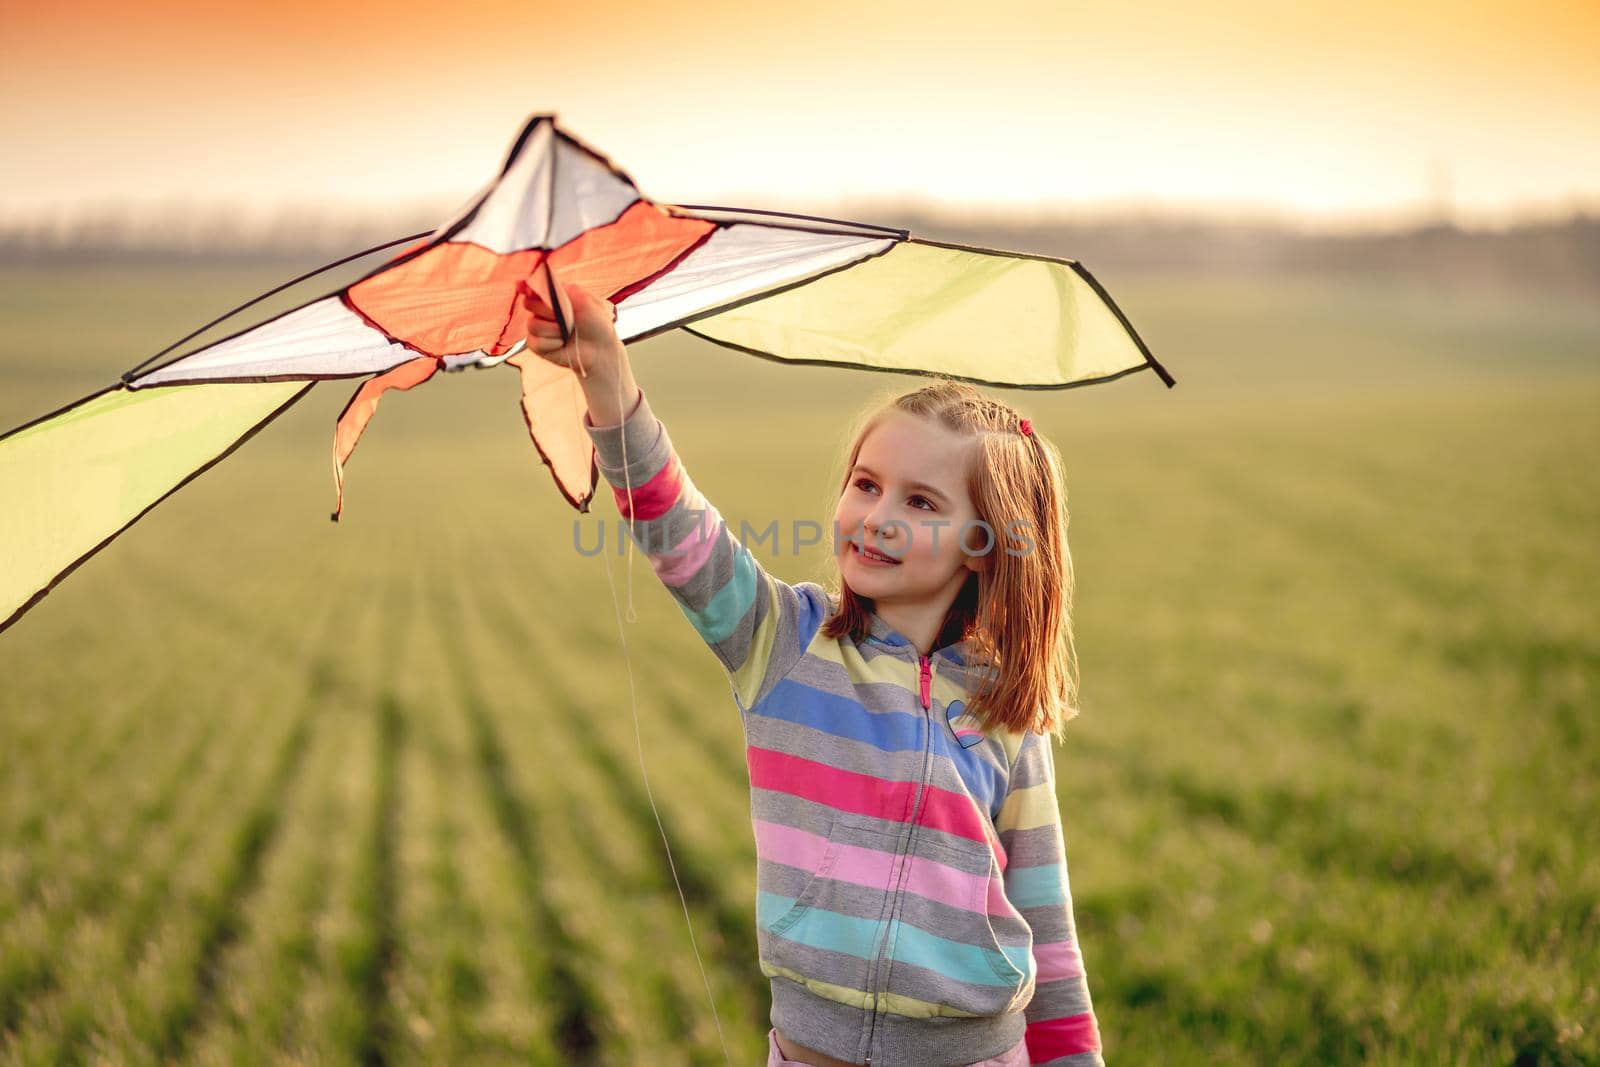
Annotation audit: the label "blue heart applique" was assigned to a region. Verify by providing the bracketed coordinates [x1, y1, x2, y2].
[946, 699, 984, 748]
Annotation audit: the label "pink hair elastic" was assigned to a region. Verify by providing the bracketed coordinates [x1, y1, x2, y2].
[1018, 418, 1034, 437]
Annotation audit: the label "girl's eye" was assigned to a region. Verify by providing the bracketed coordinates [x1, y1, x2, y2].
[855, 479, 935, 511]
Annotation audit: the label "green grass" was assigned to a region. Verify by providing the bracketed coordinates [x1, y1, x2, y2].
[0, 260, 1596, 1065]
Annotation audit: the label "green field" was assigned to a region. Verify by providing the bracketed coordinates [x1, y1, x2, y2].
[1, 261, 1596, 1066]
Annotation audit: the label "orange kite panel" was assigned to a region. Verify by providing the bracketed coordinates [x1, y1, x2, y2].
[349, 202, 714, 359]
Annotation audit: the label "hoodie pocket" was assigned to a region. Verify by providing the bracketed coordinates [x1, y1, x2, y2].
[765, 812, 882, 937]
[758, 813, 895, 991]
[766, 827, 842, 938]
[889, 835, 1034, 1017]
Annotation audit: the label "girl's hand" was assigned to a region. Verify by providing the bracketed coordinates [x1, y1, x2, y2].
[523, 280, 625, 378]
[524, 279, 641, 425]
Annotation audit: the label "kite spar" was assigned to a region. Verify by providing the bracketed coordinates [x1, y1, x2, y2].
[0, 113, 1174, 634]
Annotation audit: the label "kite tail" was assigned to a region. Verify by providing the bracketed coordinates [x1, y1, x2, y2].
[331, 355, 440, 521]
[502, 349, 599, 513]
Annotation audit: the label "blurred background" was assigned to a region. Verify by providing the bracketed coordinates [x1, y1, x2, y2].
[1, 1, 1595, 1064]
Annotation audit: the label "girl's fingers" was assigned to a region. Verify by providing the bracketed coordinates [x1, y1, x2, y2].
[525, 280, 622, 363]
[552, 278, 576, 333]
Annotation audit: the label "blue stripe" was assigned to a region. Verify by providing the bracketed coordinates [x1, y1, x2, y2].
[896, 918, 1032, 985]
[792, 583, 829, 660]
[757, 892, 1026, 988]
[679, 542, 757, 644]
[935, 733, 1008, 822]
[755, 677, 1007, 814]
[1005, 863, 1065, 909]
[757, 677, 928, 752]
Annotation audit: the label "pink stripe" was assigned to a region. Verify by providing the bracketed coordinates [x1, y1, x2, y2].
[611, 452, 682, 521]
[1025, 1013, 1101, 1060]
[1033, 939, 1085, 983]
[651, 500, 720, 585]
[747, 747, 990, 844]
[916, 781, 991, 844]
[749, 746, 914, 823]
[983, 870, 1023, 916]
[754, 819, 994, 914]
[754, 818, 831, 872]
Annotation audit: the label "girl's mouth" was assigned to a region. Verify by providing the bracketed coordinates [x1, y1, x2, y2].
[851, 542, 901, 566]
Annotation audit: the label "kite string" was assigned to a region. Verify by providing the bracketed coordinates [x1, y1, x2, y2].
[580, 330, 733, 1066]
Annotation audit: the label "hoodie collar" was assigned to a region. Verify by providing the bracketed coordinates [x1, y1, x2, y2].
[865, 612, 972, 664]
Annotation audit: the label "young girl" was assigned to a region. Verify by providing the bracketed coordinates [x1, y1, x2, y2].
[528, 283, 1104, 1067]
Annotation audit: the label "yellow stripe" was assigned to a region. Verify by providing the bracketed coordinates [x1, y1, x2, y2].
[803, 627, 998, 719]
[868, 654, 919, 689]
[929, 670, 967, 709]
[999, 729, 1027, 766]
[807, 630, 847, 667]
[759, 961, 982, 1018]
[995, 781, 1058, 834]
[730, 571, 780, 707]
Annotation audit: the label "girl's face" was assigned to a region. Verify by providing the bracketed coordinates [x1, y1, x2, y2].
[833, 410, 986, 608]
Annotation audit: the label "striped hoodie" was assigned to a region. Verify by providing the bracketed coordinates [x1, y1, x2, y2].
[583, 388, 1104, 1067]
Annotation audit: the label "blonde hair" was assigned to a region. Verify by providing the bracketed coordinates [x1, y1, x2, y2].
[816, 377, 1081, 740]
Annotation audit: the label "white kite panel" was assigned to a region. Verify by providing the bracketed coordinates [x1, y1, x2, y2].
[129, 297, 418, 387]
[449, 120, 639, 254]
[614, 225, 896, 341]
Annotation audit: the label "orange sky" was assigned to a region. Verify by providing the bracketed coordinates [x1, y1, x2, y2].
[2, 0, 1596, 230]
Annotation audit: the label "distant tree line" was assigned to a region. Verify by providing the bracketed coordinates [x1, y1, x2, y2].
[891, 209, 1600, 299]
[2, 203, 1595, 299]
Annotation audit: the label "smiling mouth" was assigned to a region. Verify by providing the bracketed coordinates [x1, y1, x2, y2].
[851, 542, 901, 565]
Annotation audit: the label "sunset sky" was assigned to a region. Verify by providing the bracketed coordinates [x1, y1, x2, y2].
[2, 0, 1596, 231]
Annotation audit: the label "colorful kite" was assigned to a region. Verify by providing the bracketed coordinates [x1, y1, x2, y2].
[0, 113, 1174, 633]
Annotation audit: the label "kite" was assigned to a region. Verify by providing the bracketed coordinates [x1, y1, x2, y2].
[0, 113, 1175, 634]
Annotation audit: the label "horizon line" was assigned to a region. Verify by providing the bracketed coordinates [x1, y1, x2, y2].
[1, 190, 1597, 240]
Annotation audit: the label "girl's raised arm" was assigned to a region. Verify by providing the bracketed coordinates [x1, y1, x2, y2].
[530, 283, 829, 714]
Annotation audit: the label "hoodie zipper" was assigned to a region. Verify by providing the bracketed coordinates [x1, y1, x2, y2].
[864, 651, 935, 1066]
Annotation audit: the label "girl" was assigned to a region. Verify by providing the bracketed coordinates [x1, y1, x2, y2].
[527, 283, 1104, 1067]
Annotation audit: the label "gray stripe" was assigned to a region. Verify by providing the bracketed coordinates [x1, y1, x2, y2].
[1029, 974, 1096, 1019]
[750, 716, 931, 782]
[761, 933, 1030, 1018]
[1003, 824, 1069, 869]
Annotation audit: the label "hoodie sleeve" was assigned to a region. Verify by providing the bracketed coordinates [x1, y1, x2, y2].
[581, 386, 829, 713]
[995, 729, 1105, 1066]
